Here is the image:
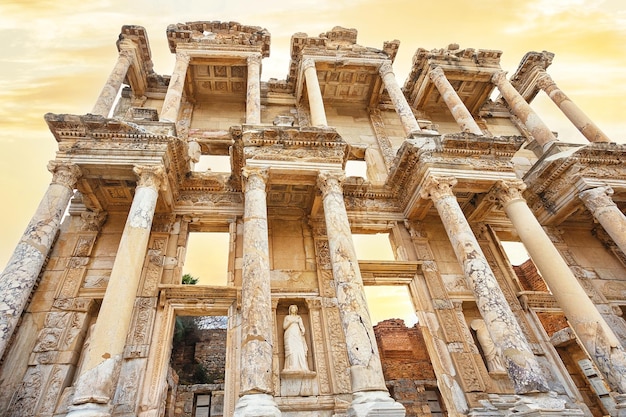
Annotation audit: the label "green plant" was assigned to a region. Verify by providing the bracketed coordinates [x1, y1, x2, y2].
[182, 273, 199, 285]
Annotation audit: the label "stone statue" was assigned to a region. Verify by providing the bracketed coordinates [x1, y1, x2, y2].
[471, 318, 506, 373]
[283, 305, 309, 372]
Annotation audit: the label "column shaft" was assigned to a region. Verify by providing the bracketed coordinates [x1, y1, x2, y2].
[379, 61, 421, 137]
[246, 54, 262, 125]
[68, 165, 164, 414]
[429, 67, 482, 135]
[580, 187, 626, 254]
[92, 47, 134, 117]
[302, 58, 327, 127]
[495, 180, 626, 393]
[318, 171, 405, 416]
[422, 176, 549, 394]
[160, 52, 191, 123]
[0, 162, 80, 359]
[234, 167, 280, 417]
[537, 71, 611, 143]
[492, 71, 557, 150]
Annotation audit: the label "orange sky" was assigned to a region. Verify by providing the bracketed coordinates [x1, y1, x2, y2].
[1, 0, 624, 324]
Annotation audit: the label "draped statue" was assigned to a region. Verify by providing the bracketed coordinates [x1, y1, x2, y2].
[283, 305, 309, 372]
[471, 318, 506, 373]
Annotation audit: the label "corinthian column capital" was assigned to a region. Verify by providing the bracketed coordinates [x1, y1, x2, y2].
[420, 176, 457, 202]
[133, 165, 166, 190]
[175, 51, 191, 64]
[491, 70, 508, 85]
[536, 70, 556, 91]
[301, 57, 316, 71]
[317, 170, 345, 196]
[241, 166, 269, 192]
[247, 53, 262, 66]
[579, 186, 616, 213]
[47, 161, 82, 189]
[492, 179, 527, 206]
[378, 61, 394, 77]
[428, 66, 446, 81]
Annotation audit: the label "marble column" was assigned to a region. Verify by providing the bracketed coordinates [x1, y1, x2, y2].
[0, 162, 81, 359]
[68, 165, 165, 417]
[493, 179, 626, 395]
[537, 71, 611, 143]
[233, 167, 280, 417]
[421, 176, 549, 394]
[317, 171, 405, 417]
[92, 41, 135, 117]
[379, 61, 421, 137]
[429, 67, 482, 135]
[580, 186, 626, 255]
[492, 71, 557, 151]
[246, 54, 262, 125]
[160, 52, 191, 123]
[302, 58, 328, 127]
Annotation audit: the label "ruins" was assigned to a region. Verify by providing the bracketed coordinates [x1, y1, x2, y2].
[0, 20, 625, 417]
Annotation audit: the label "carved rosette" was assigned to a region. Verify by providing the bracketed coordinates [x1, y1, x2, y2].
[420, 176, 457, 202]
[579, 186, 616, 214]
[48, 161, 82, 189]
[133, 165, 166, 190]
[492, 179, 527, 207]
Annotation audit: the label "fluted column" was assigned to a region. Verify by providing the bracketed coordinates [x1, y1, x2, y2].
[421, 176, 549, 394]
[580, 186, 626, 254]
[317, 171, 405, 417]
[302, 58, 327, 127]
[537, 71, 611, 143]
[492, 71, 557, 151]
[246, 54, 262, 125]
[92, 41, 135, 117]
[379, 61, 421, 137]
[429, 67, 482, 135]
[68, 165, 165, 417]
[160, 52, 191, 123]
[0, 162, 81, 359]
[493, 180, 626, 395]
[234, 167, 280, 417]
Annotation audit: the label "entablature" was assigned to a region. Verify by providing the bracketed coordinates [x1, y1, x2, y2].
[403, 45, 502, 116]
[523, 142, 626, 225]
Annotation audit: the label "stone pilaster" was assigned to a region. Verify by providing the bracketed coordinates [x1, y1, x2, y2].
[0, 162, 81, 359]
[493, 180, 626, 397]
[379, 61, 421, 137]
[234, 167, 280, 417]
[317, 171, 405, 417]
[580, 186, 626, 255]
[246, 54, 262, 125]
[429, 67, 482, 135]
[92, 40, 135, 117]
[67, 165, 165, 417]
[536, 71, 611, 143]
[302, 58, 327, 127]
[421, 176, 549, 394]
[160, 52, 191, 123]
[492, 71, 557, 151]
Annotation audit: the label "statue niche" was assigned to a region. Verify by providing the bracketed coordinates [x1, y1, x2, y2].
[283, 304, 310, 372]
[277, 302, 317, 397]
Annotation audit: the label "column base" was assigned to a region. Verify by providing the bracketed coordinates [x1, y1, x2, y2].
[470, 393, 584, 417]
[347, 391, 406, 417]
[66, 402, 111, 417]
[233, 393, 281, 417]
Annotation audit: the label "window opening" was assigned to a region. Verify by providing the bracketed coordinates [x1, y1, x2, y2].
[184, 232, 230, 286]
[193, 155, 231, 173]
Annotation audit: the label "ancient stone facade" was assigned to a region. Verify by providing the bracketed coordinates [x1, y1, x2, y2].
[0, 20, 625, 417]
